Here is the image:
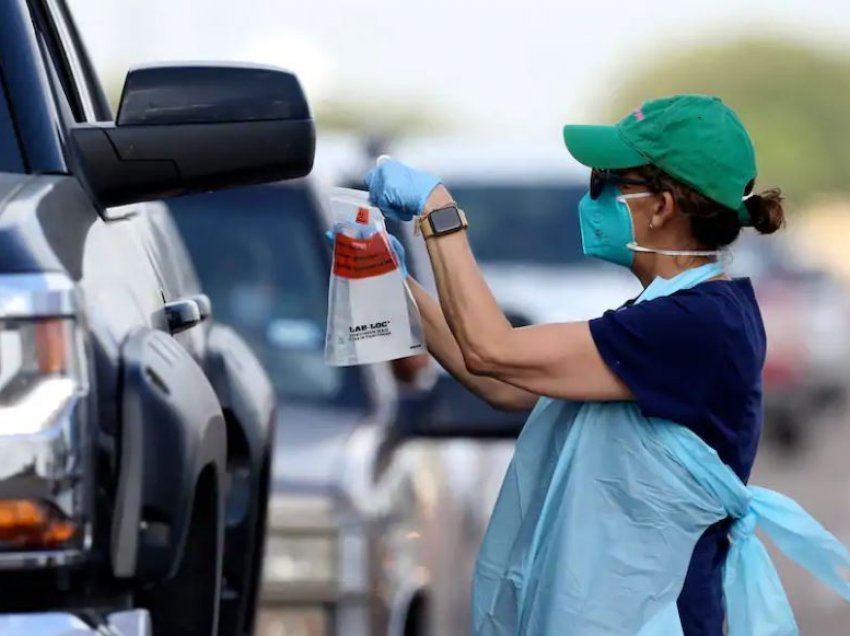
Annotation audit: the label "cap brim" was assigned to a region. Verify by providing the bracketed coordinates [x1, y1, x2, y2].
[562, 124, 647, 169]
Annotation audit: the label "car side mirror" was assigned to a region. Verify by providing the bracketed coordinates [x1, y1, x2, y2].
[71, 64, 315, 208]
[398, 373, 529, 439]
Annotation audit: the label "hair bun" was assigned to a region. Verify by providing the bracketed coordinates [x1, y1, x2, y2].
[745, 188, 785, 235]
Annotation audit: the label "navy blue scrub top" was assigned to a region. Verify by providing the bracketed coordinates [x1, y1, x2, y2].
[589, 278, 766, 636]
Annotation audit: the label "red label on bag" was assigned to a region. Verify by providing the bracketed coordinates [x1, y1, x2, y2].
[355, 207, 370, 224]
[333, 233, 399, 279]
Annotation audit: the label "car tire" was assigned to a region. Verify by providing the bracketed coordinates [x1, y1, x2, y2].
[404, 592, 430, 636]
[769, 409, 804, 455]
[228, 450, 272, 636]
[139, 467, 224, 636]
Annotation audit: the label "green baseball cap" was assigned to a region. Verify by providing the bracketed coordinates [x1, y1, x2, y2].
[563, 94, 756, 224]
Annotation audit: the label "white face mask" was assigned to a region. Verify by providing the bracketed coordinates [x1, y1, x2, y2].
[617, 191, 722, 258]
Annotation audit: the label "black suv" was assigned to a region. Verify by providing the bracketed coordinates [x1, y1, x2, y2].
[0, 1, 314, 635]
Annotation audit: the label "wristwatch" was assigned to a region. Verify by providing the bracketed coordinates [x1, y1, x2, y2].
[418, 204, 468, 239]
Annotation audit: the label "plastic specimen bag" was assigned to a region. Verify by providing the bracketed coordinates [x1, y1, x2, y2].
[325, 188, 424, 366]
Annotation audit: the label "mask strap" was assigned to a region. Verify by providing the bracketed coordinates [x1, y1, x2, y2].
[627, 242, 721, 257]
[616, 192, 655, 202]
[618, 191, 722, 257]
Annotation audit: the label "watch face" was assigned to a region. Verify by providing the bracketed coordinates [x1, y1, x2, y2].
[429, 207, 462, 234]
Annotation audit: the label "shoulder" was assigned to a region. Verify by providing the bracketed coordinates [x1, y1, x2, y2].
[634, 279, 756, 319]
[666, 279, 761, 335]
[591, 279, 760, 350]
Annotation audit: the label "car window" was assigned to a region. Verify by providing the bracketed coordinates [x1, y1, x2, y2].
[169, 184, 370, 411]
[448, 182, 587, 265]
[0, 72, 25, 173]
[32, 0, 96, 122]
[46, 0, 110, 121]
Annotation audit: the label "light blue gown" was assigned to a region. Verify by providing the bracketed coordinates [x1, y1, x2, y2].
[472, 263, 850, 635]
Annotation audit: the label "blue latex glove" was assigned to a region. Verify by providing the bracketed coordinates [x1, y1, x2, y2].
[325, 229, 410, 279]
[364, 159, 441, 221]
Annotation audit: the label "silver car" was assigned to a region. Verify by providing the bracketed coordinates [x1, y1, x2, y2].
[170, 178, 526, 636]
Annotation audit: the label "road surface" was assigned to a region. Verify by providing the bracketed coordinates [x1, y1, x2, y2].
[752, 403, 850, 634]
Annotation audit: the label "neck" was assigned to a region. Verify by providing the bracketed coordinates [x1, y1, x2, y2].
[632, 253, 715, 287]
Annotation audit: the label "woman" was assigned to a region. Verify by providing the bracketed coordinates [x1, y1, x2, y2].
[357, 95, 850, 634]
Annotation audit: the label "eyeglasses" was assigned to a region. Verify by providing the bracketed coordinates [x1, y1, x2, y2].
[590, 169, 653, 199]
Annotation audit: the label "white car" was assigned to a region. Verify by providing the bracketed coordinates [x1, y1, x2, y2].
[387, 137, 849, 453]
[387, 136, 642, 325]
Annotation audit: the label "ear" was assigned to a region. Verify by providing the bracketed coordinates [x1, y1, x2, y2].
[650, 191, 677, 229]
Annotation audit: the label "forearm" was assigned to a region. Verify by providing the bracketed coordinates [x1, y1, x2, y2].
[416, 201, 631, 401]
[421, 188, 515, 373]
[408, 278, 536, 411]
[414, 246, 632, 402]
[366, 162, 631, 403]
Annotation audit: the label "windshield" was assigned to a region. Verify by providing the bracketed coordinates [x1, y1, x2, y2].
[0, 73, 23, 173]
[448, 182, 587, 265]
[169, 184, 369, 411]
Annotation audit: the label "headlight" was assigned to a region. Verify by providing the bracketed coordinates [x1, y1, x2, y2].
[0, 274, 89, 564]
[0, 319, 85, 435]
[256, 607, 329, 636]
[263, 532, 337, 587]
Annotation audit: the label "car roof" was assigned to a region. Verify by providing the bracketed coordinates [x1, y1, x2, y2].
[386, 136, 589, 185]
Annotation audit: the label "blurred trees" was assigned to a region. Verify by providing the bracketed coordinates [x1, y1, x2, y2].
[313, 97, 446, 137]
[603, 38, 850, 205]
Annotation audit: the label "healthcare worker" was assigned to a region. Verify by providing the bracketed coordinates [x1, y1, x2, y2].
[353, 94, 850, 635]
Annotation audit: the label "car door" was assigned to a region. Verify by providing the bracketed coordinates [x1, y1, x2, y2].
[25, 0, 167, 420]
[30, 1, 231, 605]
[35, 0, 210, 354]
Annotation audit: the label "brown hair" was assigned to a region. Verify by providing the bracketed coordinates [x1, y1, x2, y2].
[633, 165, 785, 249]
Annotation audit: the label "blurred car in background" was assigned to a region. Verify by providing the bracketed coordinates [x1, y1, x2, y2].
[378, 136, 850, 452]
[729, 233, 850, 450]
[169, 179, 526, 636]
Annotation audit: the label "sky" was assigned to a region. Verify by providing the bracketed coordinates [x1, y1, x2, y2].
[68, 0, 850, 143]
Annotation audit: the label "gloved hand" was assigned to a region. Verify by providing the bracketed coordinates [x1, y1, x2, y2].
[325, 229, 410, 279]
[364, 159, 441, 221]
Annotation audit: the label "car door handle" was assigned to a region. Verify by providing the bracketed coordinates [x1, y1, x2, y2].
[164, 298, 203, 334]
[188, 293, 212, 321]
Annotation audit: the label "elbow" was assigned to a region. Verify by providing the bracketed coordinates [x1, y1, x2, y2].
[462, 343, 499, 377]
[458, 325, 514, 377]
